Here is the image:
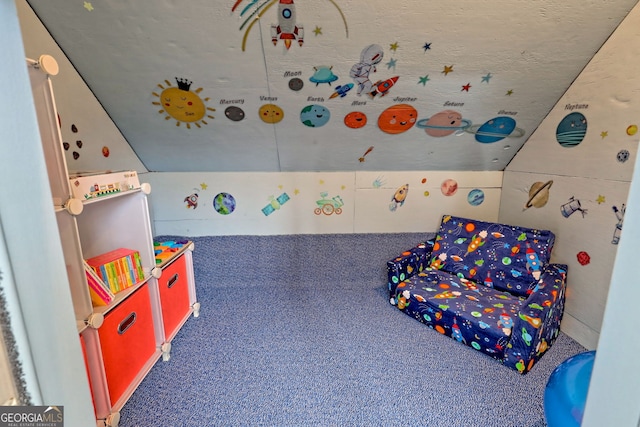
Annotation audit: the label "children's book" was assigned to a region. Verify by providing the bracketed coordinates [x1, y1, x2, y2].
[84, 260, 115, 306]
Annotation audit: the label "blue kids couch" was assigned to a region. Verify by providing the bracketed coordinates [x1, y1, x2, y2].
[387, 215, 568, 374]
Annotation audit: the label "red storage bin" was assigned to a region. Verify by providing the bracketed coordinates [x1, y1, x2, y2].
[158, 254, 191, 340]
[98, 284, 156, 406]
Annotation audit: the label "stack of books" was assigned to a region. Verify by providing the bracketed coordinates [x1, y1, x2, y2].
[85, 248, 145, 304]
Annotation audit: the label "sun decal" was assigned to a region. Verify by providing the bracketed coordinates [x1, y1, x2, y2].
[152, 78, 216, 129]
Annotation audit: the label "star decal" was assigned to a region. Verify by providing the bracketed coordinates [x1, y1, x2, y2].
[200, 182, 208, 190]
[461, 83, 471, 92]
[481, 73, 493, 83]
[313, 26, 322, 36]
[84, 1, 94, 11]
[600, 131, 608, 139]
[506, 89, 514, 96]
[418, 75, 430, 86]
[596, 195, 606, 204]
[294, 189, 300, 195]
[423, 42, 432, 52]
[390, 42, 399, 52]
[442, 65, 453, 76]
[386, 58, 397, 70]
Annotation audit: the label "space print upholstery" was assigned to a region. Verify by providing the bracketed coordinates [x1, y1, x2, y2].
[387, 215, 567, 374]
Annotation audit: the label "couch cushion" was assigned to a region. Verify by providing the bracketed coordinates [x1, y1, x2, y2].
[394, 269, 525, 358]
[429, 215, 555, 298]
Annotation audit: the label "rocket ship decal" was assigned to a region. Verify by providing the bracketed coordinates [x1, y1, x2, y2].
[271, 0, 303, 49]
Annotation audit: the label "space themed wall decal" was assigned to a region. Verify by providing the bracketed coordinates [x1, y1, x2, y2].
[300, 104, 330, 127]
[344, 111, 367, 129]
[329, 83, 353, 99]
[389, 184, 409, 211]
[83, 2, 94, 11]
[183, 182, 208, 210]
[416, 110, 471, 137]
[377, 104, 417, 134]
[259, 103, 285, 123]
[560, 196, 587, 218]
[626, 124, 637, 135]
[523, 180, 553, 210]
[232, 0, 348, 52]
[576, 251, 591, 266]
[465, 116, 525, 143]
[467, 189, 485, 206]
[310, 65, 338, 86]
[358, 146, 374, 162]
[350, 44, 384, 96]
[152, 78, 215, 129]
[441, 179, 458, 196]
[213, 192, 236, 215]
[225, 106, 246, 122]
[556, 112, 587, 147]
[617, 149, 630, 163]
[262, 192, 291, 216]
[611, 203, 625, 244]
[314, 191, 344, 215]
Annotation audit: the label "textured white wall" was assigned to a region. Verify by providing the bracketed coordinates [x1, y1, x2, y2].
[22, 0, 638, 172]
[500, 2, 640, 348]
[144, 171, 502, 236]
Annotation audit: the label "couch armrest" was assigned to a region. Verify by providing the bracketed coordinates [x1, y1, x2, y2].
[386, 240, 434, 296]
[504, 263, 568, 373]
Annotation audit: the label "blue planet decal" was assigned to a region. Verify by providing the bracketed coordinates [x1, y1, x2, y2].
[556, 112, 587, 147]
[466, 116, 524, 143]
[467, 189, 485, 206]
[300, 104, 331, 128]
[213, 192, 236, 215]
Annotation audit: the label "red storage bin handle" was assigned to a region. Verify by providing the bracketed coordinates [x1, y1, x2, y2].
[118, 312, 137, 335]
[167, 273, 179, 289]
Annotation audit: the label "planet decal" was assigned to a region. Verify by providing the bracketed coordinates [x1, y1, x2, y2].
[309, 66, 338, 86]
[627, 124, 637, 136]
[556, 112, 587, 147]
[467, 189, 485, 206]
[344, 111, 367, 129]
[441, 179, 458, 196]
[466, 116, 524, 143]
[524, 180, 553, 210]
[259, 104, 284, 124]
[213, 192, 236, 215]
[377, 104, 418, 134]
[224, 106, 245, 122]
[102, 146, 110, 157]
[617, 149, 630, 163]
[289, 77, 304, 91]
[416, 110, 472, 137]
[300, 104, 331, 127]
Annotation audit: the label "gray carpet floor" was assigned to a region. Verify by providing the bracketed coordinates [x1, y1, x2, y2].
[118, 233, 586, 427]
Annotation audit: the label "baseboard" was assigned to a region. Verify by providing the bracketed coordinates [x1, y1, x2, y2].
[560, 312, 599, 350]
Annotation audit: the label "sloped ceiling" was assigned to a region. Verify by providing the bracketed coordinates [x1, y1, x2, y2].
[25, 0, 638, 172]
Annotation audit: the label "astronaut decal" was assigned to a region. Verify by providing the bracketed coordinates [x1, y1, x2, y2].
[350, 44, 384, 96]
[271, 0, 304, 49]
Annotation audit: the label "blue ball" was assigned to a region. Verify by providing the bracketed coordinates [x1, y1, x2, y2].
[544, 350, 596, 427]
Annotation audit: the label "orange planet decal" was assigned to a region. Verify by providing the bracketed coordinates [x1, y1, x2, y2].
[344, 111, 367, 129]
[377, 104, 418, 134]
